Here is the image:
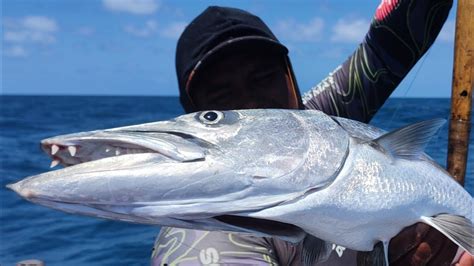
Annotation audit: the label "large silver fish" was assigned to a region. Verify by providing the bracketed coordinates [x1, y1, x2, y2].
[7, 109, 473, 264]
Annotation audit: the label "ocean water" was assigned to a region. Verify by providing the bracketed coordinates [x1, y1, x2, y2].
[1, 96, 473, 265]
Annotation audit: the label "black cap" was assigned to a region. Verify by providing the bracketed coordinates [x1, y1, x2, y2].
[175, 6, 293, 112]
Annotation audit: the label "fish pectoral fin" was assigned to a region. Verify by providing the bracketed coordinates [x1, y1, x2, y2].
[356, 241, 387, 266]
[301, 235, 332, 266]
[374, 118, 446, 159]
[421, 214, 474, 255]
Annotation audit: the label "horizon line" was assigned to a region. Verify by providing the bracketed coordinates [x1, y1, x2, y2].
[0, 94, 452, 99]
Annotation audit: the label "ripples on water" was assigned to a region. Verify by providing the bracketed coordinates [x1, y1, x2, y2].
[1, 96, 472, 265]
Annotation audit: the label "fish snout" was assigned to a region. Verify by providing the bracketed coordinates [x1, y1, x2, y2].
[6, 182, 37, 199]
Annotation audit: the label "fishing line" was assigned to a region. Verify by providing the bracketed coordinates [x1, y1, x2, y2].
[387, 48, 432, 128]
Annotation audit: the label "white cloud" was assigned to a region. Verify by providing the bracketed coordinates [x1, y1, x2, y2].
[438, 20, 455, 42]
[160, 22, 187, 39]
[124, 20, 158, 37]
[4, 46, 28, 58]
[123, 20, 187, 39]
[4, 31, 29, 42]
[22, 16, 58, 32]
[331, 18, 370, 43]
[274, 18, 324, 42]
[3, 16, 59, 45]
[77, 27, 95, 36]
[103, 0, 159, 15]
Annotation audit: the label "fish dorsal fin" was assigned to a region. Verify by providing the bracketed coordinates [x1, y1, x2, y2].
[374, 118, 446, 159]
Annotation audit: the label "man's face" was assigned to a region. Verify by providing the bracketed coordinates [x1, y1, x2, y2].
[188, 48, 299, 111]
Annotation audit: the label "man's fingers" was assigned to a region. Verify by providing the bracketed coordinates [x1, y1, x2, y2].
[411, 242, 431, 265]
[388, 223, 458, 266]
[425, 232, 457, 265]
[389, 223, 430, 262]
[455, 252, 474, 266]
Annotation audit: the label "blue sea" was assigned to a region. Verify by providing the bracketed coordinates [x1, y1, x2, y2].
[1, 96, 473, 265]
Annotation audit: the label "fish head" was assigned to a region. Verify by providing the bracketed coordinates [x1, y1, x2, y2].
[7, 109, 347, 242]
[37, 109, 311, 178]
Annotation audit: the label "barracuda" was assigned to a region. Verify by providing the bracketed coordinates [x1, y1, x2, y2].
[7, 109, 473, 264]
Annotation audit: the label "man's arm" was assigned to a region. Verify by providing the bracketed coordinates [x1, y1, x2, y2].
[303, 0, 453, 123]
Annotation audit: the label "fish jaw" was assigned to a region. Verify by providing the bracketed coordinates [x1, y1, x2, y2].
[39, 125, 210, 167]
[7, 147, 304, 226]
[7, 153, 249, 213]
[6, 152, 307, 242]
[7, 177, 302, 240]
[38, 110, 245, 167]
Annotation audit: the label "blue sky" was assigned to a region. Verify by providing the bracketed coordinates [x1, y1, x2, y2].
[2, 0, 457, 97]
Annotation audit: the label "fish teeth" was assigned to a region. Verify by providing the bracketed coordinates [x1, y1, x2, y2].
[115, 149, 121, 156]
[68, 146, 77, 157]
[50, 160, 60, 168]
[51, 145, 59, 155]
[105, 148, 110, 153]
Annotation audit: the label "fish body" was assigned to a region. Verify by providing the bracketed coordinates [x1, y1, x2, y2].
[249, 127, 472, 250]
[7, 109, 473, 261]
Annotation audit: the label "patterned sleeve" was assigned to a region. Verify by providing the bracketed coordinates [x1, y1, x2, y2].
[151, 227, 283, 265]
[302, 0, 453, 123]
[151, 227, 359, 266]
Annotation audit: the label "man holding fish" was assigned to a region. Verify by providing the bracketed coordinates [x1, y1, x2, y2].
[150, 0, 472, 265]
[7, 0, 472, 265]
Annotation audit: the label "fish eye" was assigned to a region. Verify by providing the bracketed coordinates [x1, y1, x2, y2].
[199, 111, 224, 125]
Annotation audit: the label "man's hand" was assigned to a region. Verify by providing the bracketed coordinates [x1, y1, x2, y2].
[388, 223, 460, 265]
[456, 252, 474, 266]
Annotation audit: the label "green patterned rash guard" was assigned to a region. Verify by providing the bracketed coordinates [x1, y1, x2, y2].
[152, 228, 356, 266]
[152, 0, 453, 265]
[303, 0, 453, 123]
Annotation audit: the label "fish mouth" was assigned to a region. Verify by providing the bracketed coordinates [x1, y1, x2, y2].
[6, 128, 213, 204]
[6, 181, 306, 243]
[6, 122, 307, 242]
[40, 130, 210, 168]
[7, 127, 264, 212]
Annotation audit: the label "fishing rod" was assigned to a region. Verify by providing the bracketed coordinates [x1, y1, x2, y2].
[447, 0, 473, 185]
